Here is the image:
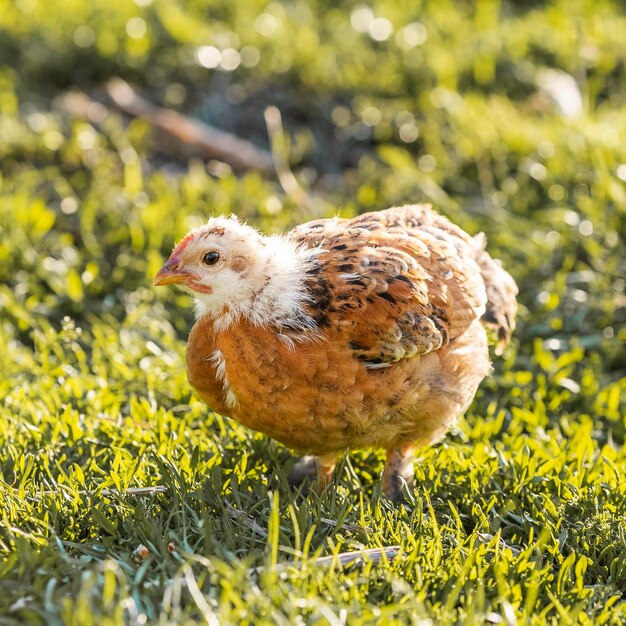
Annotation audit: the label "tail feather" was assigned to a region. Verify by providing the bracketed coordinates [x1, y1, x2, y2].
[473, 234, 518, 355]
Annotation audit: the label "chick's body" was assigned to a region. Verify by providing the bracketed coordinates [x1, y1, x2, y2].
[188, 313, 489, 454]
[157, 205, 517, 500]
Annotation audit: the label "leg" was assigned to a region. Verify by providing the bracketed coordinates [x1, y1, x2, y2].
[287, 453, 337, 494]
[382, 444, 415, 503]
[315, 454, 337, 494]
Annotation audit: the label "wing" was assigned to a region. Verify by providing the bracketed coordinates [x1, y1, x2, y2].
[290, 204, 488, 367]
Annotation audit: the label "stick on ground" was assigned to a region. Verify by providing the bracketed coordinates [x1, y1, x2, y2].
[105, 79, 274, 173]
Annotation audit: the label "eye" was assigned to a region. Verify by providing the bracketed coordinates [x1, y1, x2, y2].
[203, 251, 220, 266]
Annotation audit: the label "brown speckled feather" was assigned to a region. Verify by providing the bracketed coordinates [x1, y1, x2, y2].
[290, 204, 489, 367]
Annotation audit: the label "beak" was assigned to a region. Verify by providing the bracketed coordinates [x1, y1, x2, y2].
[153, 258, 195, 287]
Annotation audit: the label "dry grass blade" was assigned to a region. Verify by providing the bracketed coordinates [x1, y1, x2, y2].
[264, 105, 317, 210]
[183, 566, 221, 626]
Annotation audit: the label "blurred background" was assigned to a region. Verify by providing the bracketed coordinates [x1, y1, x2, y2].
[1, 1, 626, 622]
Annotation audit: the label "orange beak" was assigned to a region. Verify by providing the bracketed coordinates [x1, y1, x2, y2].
[153, 258, 196, 287]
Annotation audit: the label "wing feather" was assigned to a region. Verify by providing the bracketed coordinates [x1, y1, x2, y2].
[290, 204, 490, 367]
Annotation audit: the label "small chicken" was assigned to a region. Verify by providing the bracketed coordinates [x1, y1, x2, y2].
[154, 205, 517, 501]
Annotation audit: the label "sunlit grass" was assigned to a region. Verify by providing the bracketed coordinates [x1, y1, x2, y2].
[1, 0, 625, 623]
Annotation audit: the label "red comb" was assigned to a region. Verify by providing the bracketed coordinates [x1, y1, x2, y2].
[171, 230, 197, 257]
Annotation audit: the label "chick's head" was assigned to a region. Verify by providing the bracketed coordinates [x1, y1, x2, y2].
[154, 216, 316, 330]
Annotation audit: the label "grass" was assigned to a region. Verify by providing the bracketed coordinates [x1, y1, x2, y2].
[1, 0, 625, 623]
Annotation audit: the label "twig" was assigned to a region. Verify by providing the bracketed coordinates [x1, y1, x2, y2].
[60, 79, 274, 173]
[100, 486, 169, 497]
[249, 545, 400, 576]
[264, 105, 317, 210]
[57, 91, 109, 126]
[309, 545, 400, 569]
[105, 78, 274, 172]
[320, 517, 371, 534]
[223, 501, 268, 538]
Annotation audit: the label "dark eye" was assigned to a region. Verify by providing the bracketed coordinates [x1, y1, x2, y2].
[203, 251, 220, 266]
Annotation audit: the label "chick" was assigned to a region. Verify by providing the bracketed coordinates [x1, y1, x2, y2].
[154, 205, 517, 501]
